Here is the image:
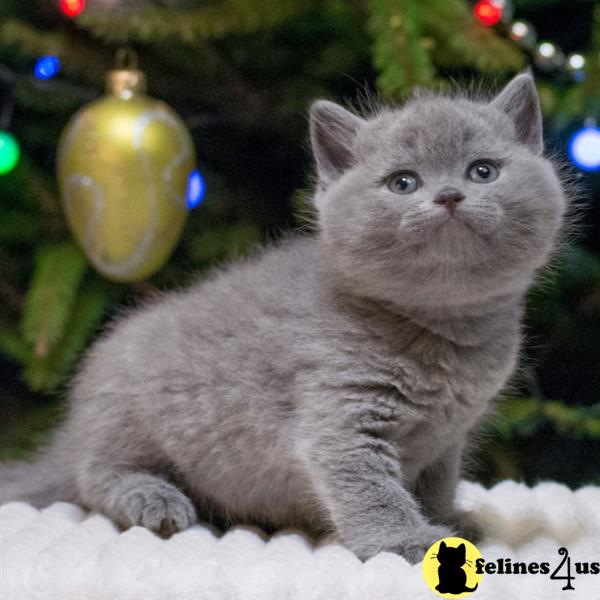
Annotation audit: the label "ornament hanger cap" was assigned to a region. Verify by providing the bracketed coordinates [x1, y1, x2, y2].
[107, 48, 146, 99]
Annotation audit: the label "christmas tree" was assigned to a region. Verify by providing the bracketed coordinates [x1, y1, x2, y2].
[0, 0, 599, 485]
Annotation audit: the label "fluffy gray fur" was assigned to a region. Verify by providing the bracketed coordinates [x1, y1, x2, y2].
[0, 74, 567, 563]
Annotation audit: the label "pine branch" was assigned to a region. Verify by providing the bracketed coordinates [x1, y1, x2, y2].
[514, 0, 594, 7]
[186, 223, 260, 266]
[0, 19, 113, 83]
[0, 19, 63, 56]
[368, 0, 435, 98]
[548, 81, 586, 127]
[420, 0, 524, 73]
[24, 276, 117, 392]
[367, 0, 523, 99]
[78, 0, 312, 43]
[0, 323, 31, 364]
[489, 397, 600, 440]
[14, 78, 97, 113]
[0, 152, 58, 216]
[585, 4, 600, 116]
[0, 211, 41, 244]
[21, 242, 88, 359]
[0, 403, 64, 462]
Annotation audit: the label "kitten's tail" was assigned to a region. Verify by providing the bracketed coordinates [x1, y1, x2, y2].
[0, 430, 76, 508]
[464, 584, 479, 592]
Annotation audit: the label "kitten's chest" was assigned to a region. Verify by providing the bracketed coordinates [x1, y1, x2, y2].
[366, 327, 519, 476]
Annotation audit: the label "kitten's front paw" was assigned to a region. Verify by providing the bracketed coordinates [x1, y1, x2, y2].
[122, 482, 197, 537]
[391, 524, 455, 565]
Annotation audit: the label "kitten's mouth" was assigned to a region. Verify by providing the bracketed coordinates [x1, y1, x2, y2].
[442, 215, 476, 233]
[439, 214, 496, 242]
[401, 205, 502, 251]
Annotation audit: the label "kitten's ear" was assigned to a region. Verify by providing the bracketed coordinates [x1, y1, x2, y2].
[310, 100, 365, 183]
[491, 73, 543, 154]
[458, 543, 466, 557]
[440, 541, 447, 550]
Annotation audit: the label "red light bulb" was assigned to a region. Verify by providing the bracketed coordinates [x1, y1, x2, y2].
[474, 0, 502, 27]
[60, 0, 86, 18]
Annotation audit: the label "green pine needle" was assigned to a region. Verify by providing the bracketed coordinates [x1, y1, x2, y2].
[0, 324, 32, 364]
[78, 0, 311, 44]
[24, 277, 116, 392]
[0, 402, 64, 462]
[0, 211, 40, 244]
[368, 0, 435, 98]
[186, 223, 260, 267]
[21, 242, 88, 358]
[490, 397, 600, 440]
[420, 0, 523, 73]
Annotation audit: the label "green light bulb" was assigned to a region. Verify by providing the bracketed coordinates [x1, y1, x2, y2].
[0, 130, 20, 175]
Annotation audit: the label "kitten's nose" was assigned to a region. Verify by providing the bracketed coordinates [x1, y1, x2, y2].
[434, 187, 465, 213]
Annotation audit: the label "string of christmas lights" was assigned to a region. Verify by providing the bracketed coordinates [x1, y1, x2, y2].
[473, 0, 587, 80]
[473, 0, 600, 172]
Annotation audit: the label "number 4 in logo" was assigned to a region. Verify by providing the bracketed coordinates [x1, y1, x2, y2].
[550, 547, 576, 591]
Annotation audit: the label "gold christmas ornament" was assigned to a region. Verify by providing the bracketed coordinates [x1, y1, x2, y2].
[57, 50, 198, 282]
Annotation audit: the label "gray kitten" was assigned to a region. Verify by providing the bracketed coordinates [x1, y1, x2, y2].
[0, 74, 567, 563]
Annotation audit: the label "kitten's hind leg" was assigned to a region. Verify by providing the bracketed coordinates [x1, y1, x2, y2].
[78, 468, 197, 536]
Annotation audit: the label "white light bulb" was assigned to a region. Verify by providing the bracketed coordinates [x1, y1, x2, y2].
[538, 42, 556, 58]
[511, 22, 528, 38]
[567, 53, 585, 71]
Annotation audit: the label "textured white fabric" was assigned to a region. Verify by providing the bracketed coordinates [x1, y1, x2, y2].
[1, 480, 599, 600]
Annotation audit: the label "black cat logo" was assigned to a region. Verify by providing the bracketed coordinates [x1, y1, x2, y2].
[435, 541, 479, 594]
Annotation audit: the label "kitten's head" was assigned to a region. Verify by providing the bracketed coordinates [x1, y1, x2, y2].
[310, 74, 567, 311]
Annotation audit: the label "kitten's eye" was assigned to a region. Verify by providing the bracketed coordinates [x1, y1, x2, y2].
[467, 161, 499, 183]
[387, 172, 420, 194]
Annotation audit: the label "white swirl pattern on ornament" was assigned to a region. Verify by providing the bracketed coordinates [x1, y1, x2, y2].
[63, 107, 192, 279]
[143, 107, 194, 207]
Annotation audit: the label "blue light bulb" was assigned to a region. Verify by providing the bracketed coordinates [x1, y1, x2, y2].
[34, 56, 61, 80]
[186, 169, 206, 210]
[568, 126, 600, 173]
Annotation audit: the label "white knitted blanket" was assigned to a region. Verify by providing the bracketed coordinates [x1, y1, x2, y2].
[1, 480, 599, 600]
